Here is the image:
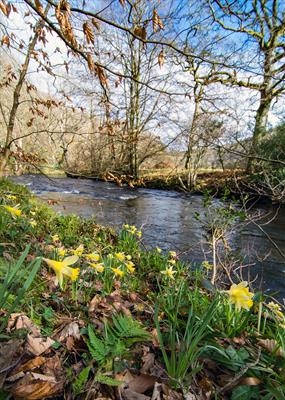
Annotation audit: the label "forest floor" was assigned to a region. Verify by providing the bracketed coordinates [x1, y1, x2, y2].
[0, 178, 284, 400]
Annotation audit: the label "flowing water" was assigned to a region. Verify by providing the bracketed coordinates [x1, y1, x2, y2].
[10, 174, 285, 299]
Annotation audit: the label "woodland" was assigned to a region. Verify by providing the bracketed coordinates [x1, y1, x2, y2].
[0, 1, 285, 399]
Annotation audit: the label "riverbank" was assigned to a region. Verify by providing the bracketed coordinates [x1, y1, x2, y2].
[65, 168, 283, 205]
[0, 178, 285, 399]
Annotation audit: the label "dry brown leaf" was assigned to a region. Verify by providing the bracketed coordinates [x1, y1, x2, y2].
[96, 65, 108, 87]
[26, 335, 55, 356]
[134, 25, 147, 41]
[89, 294, 102, 313]
[34, 0, 44, 14]
[7, 314, 41, 336]
[151, 382, 162, 400]
[1, 35, 10, 46]
[12, 356, 45, 374]
[141, 351, 155, 374]
[258, 338, 284, 357]
[152, 9, 164, 32]
[87, 53, 95, 73]
[0, 1, 8, 17]
[10, 379, 63, 400]
[56, 321, 81, 342]
[91, 17, 100, 30]
[151, 328, 160, 347]
[158, 50, 164, 68]
[123, 388, 150, 400]
[83, 21, 94, 44]
[128, 374, 157, 394]
[240, 376, 262, 386]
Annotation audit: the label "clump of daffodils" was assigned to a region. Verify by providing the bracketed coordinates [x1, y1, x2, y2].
[123, 224, 142, 238]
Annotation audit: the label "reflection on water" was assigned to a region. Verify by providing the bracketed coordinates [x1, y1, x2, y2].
[10, 174, 285, 299]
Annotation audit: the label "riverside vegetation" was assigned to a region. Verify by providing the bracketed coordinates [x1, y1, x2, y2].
[0, 179, 285, 400]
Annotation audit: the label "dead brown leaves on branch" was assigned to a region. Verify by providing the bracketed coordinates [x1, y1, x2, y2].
[83, 21, 94, 44]
[55, 0, 77, 48]
[152, 9, 164, 32]
[158, 50, 164, 68]
[34, 0, 44, 14]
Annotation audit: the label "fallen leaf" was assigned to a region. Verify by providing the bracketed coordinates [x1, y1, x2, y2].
[55, 321, 81, 342]
[258, 338, 284, 357]
[12, 356, 45, 374]
[26, 335, 55, 356]
[128, 374, 157, 394]
[123, 388, 150, 400]
[10, 379, 63, 400]
[7, 314, 41, 336]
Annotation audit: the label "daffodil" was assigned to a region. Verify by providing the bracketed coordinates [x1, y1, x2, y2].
[85, 252, 100, 262]
[226, 281, 254, 311]
[30, 219, 37, 227]
[125, 261, 135, 273]
[161, 265, 177, 280]
[169, 251, 177, 258]
[112, 267, 124, 278]
[57, 247, 66, 258]
[51, 234, 60, 243]
[3, 205, 22, 218]
[72, 244, 84, 256]
[115, 252, 125, 262]
[90, 263, 104, 273]
[6, 195, 17, 201]
[267, 302, 284, 319]
[156, 247, 162, 253]
[43, 255, 79, 289]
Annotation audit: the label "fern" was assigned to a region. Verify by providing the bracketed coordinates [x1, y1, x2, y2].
[110, 314, 150, 343]
[87, 314, 150, 368]
[95, 373, 123, 387]
[72, 365, 91, 395]
[87, 325, 108, 364]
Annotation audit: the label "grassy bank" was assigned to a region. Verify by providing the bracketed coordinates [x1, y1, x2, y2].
[0, 179, 284, 400]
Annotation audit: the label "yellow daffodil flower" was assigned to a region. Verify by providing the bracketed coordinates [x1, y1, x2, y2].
[125, 261, 135, 273]
[267, 302, 284, 319]
[57, 247, 66, 258]
[6, 195, 17, 200]
[156, 247, 162, 253]
[51, 234, 60, 242]
[85, 252, 100, 262]
[90, 263, 104, 273]
[72, 244, 84, 256]
[168, 259, 176, 265]
[112, 267, 124, 278]
[226, 281, 254, 311]
[169, 251, 177, 258]
[126, 254, 132, 261]
[137, 230, 142, 238]
[30, 219, 37, 227]
[3, 205, 22, 218]
[43, 255, 79, 289]
[161, 265, 177, 280]
[115, 252, 125, 262]
[107, 253, 114, 259]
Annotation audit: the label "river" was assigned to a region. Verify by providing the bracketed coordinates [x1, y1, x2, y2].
[10, 174, 285, 300]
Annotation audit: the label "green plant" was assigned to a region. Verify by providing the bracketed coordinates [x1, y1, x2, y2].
[155, 280, 218, 390]
[0, 245, 41, 332]
[87, 313, 150, 372]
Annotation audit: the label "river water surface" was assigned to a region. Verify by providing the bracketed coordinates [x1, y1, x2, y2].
[10, 174, 285, 299]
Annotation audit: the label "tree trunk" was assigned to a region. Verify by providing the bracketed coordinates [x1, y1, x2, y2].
[246, 93, 271, 173]
[0, 5, 50, 177]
